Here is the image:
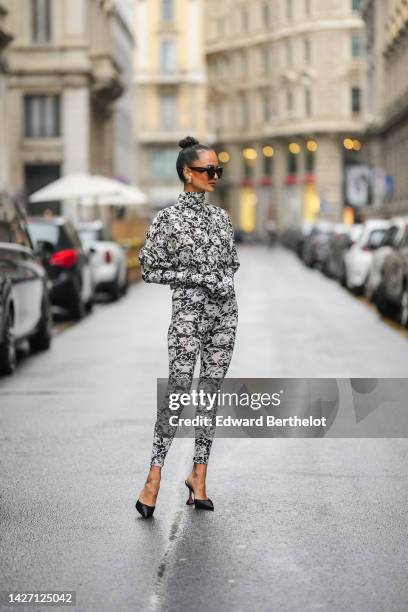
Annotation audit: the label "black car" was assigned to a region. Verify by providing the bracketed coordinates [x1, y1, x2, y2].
[0, 190, 52, 375]
[26, 216, 95, 320]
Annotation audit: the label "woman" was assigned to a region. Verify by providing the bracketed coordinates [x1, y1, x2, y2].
[135, 136, 240, 518]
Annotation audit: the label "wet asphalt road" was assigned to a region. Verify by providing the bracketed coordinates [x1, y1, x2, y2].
[1, 244, 407, 612]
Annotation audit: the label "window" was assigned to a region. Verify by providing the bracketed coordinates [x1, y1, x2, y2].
[305, 0, 311, 16]
[151, 148, 178, 180]
[352, 0, 361, 11]
[241, 6, 249, 32]
[305, 149, 315, 173]
[239, 49, 248, 75]
[261, 46, 270, 74]
[351, 87, 361, 113]
[243, 157, 254, 180]
[367, 229, 387, 249]
[287, 151, 298, 174]
[24, 94, 60, 137]
[161, 0, 173, 22]
[287, 89, 294, 113]
[239, 94, 248, 127]
[31, 0, 51, 43]
[286, 40, 293, 67]
[261, 92, 270, 122]
[263, 3, 271, 27]
[216, 18, 225, 38]
[286, 0, 293, 20]
[217, 57, 225, 80]
[159, 91, 177, 129]
[305, 88, 312, 116]
[160, 40, 177, 73]
[351, 34, 362, 57]
[382, 226, 399, 247]
[263, 153, 273, 176]
[304, 38, 311, 63]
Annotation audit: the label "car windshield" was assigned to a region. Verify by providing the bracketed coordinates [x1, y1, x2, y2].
[367, 228, 387, 248]
[27, 222, 59, 248]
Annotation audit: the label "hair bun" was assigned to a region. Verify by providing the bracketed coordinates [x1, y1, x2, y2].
[178, 136, 199, 149]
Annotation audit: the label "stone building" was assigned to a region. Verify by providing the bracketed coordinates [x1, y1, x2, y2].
[205, 0, 366, 235]
[3, 0, 128, 215]
[362, 0, 408, 217]
[0, 2, 13, 187]
[133, 0, 211, 211]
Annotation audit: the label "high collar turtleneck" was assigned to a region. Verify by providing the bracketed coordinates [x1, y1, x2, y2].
[176, 191, 207, 212]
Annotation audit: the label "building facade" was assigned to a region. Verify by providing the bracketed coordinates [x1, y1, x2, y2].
[133, 0, 211, 211]
[362, 0, 408, 217]
[112, 0, 136, 185]
[0, 2, 13, 187]
[205, 0, 366, 236]
[3, 0, 125, 216]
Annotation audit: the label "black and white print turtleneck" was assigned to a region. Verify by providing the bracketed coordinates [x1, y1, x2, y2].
[138, 191, 240, 297]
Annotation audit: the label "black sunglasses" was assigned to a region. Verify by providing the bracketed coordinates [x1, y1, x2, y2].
[188, 165, 224, 179]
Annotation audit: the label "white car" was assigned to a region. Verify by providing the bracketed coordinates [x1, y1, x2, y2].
[365, 216, 408, 302]
[76, 220, 129, 301]
[344, 219, 390, 294]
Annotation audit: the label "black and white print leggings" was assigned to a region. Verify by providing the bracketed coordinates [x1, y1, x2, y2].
[150, 284, 239, 467]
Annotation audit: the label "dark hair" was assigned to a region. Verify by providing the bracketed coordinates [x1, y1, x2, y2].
[176, 136, 212, 182]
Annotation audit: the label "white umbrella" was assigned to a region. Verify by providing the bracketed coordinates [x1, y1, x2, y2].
[82, 182, 148, 207]
[29, 172, 147, 205]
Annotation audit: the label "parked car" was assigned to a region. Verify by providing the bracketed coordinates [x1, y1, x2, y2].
[26, 216, 95, 320]
[321, 224, 351, 277]
[0, 190, 52, 375]
[75, 220, 129, 301]
[295, 221, 314, 258]
[343, 219, 390, 294]
[326, 224, 364, 285]
[375, 227, 408, 326]
[365, 217, 408, 302]
[301, 221, 334, 267]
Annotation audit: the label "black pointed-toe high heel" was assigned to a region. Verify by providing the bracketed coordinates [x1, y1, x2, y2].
[185, 480, 214, 511]
[135, 499, 155, 519]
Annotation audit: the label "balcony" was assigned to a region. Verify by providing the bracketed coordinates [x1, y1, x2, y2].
[135, 68, 206, 85]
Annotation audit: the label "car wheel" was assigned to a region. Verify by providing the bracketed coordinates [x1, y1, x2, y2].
[121, 271, 129, 296]
[340, 263, 347, 287]
[85, 296, 94, 314]
[399, 286, 408, 328]
[70, 283, 86, 321]
[0, 309, 17, 375]
[29, 294, 53, 352]
[375, 282, 397, 318]
[110, 276, 121, 302]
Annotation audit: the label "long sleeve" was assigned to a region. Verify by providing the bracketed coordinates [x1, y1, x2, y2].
[224, 211, 240, 276]
[139, 209, 222, 292]
[139, 210, 182, 286]
[204, 210, 240, 298]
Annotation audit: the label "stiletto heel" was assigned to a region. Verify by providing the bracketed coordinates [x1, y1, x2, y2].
[135, 498, 155, 518]
[184, 480, 214, 511]
[185, 481, 194, 505]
